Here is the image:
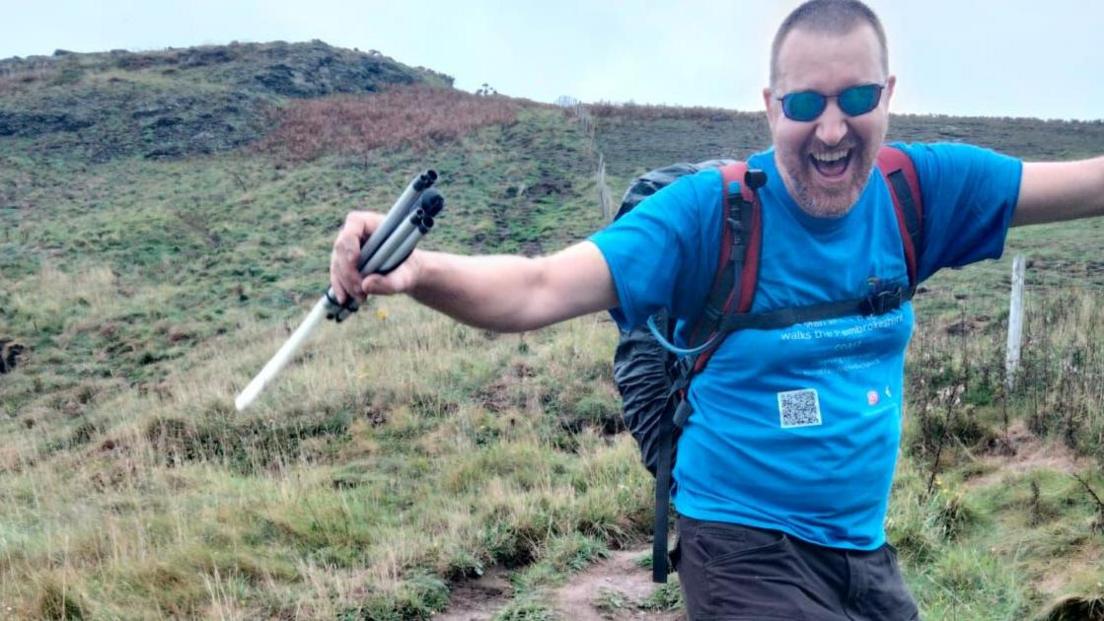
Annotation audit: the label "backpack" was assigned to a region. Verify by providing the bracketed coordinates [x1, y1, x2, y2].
[611, 145, 925, 582]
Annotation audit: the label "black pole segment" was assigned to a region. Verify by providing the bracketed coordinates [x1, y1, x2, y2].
[419, 188, 445, 217]
[414, 170, 438, 192]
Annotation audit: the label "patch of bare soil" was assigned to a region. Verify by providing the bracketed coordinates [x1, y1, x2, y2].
[552, 547, 684, 621]
[1035, 541, 1103, 596]
[434, 567, 513, 621]
[434, 547, 684, 621]
[966, 421, 1093, 489]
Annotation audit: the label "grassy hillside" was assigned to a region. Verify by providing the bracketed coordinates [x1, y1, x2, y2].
[1, 44, 1103, 620]
[0, 41, 452, 162]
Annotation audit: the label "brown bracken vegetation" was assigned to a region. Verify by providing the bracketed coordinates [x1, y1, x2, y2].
[258, 85, 520, 161]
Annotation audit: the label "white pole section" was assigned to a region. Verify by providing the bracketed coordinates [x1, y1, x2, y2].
[235, 297, 329, 412]
[1005, 254, 1026, 391]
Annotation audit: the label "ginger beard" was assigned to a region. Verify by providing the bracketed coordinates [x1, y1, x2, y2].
[777, 134, 881, 218]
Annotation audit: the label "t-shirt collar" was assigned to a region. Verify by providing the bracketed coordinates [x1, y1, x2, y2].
[750, 148, 877, 234]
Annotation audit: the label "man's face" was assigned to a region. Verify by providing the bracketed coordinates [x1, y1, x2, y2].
[764, 24, 895, 217]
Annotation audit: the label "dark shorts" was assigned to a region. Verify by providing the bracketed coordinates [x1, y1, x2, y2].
[674, 516, 920, 621]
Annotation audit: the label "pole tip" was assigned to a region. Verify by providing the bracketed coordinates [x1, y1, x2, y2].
[235, 382, 262, 412]
[414, 170, 438, 191]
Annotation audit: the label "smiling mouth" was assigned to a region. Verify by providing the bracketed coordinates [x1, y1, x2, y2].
[809, 148, 852, 179]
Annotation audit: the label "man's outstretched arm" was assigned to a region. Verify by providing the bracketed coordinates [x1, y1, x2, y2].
[330, 211, 619, 333]
[1013, 156, 1104, 226]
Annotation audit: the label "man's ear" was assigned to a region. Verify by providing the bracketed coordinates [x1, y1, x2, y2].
[763, 86, 778, 131]
[884, 75, 897, 108]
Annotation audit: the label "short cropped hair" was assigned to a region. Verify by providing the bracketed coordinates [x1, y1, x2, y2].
[770, 0, 889, 88]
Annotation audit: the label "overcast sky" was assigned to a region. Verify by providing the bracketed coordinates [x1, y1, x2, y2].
[1, 0, 1101, 121]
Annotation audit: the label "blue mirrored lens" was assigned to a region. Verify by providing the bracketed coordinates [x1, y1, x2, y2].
[837, 84, 883, 116]
[781, 91, 827, 122]
[780, 84, 884, 121]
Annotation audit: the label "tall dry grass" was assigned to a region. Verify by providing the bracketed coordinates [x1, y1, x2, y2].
[0, 287, 645, 618]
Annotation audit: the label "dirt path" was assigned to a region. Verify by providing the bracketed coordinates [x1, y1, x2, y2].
[434, 546, 684, 621]
[553, 547, 683, 621]
[433, 567, 513, 621]
[966, 420, 1093, 489]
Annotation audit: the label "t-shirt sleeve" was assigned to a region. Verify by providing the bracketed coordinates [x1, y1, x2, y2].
[588, 171, 722, 331]
[896, 142, 1023, 282]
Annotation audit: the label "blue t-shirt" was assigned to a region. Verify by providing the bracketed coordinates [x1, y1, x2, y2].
[590, 143, 1022, 550]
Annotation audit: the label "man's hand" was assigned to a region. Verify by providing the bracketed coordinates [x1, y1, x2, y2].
[329, 210, 423, 305]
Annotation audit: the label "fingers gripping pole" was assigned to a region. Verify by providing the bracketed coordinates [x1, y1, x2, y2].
[357, 170, 438, 270]
[361, 209, 425, 275]
[379, 218, 431, 274]
[324, 188, 445, 320]
[323, 172, 438, 319]
[235, 171, 444, 412]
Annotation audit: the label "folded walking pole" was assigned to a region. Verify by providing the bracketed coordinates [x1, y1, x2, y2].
[235, 170, 444, 412]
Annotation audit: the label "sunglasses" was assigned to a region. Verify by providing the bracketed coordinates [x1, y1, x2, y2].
[777, 83, 885, 122]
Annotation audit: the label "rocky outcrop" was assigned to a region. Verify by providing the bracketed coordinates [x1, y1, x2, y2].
[0, 40, 455, 161]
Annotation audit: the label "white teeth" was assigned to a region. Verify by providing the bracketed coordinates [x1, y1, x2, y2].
[812, 149, 849, 163]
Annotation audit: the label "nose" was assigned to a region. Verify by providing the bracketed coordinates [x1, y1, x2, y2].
[814, 101, 849, 146]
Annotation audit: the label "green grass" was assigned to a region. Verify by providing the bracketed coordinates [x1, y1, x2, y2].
[2, 43, 1104, 619]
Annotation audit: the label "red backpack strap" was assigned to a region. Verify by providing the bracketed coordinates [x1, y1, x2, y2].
[650, 163, 764, 581]
[726, 163, 763, 314]
[689, 162, 764, 373]
[877, 145, 924, 287]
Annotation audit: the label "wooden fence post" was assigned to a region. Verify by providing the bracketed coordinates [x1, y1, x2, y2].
[1005, 254, 1026, 391]
[596, 152, 613, 221]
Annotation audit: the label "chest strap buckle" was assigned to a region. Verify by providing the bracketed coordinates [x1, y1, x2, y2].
[862, 287, 906, 316]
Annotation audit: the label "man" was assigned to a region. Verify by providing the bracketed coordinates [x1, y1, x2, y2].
[330, 1, 1104, 617]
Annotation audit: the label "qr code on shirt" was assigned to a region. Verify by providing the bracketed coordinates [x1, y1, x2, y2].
[777, 388, 822, 428]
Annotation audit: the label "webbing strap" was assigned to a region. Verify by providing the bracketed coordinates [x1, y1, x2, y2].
[691, 163, 751, 346]
[888, 170, 922, 246]
[691, 165, 762, 373]
[651, 393, 677, 582]
[718, 286, 915, 333]
[887, 169, 922, 285]
[877, 145, 925, 287]
[649, 366, 694, 583]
